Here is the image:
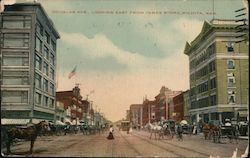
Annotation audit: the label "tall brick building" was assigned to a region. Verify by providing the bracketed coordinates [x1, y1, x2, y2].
[56, 86, 87, 125]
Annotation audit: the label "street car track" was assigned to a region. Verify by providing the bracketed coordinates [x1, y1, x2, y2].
[132, 132, 210, 157]
[120, 131, 183, 157]
[116, 130, 144, 156]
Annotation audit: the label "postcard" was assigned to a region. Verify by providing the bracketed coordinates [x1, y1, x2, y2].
[0, 0, 249, 157]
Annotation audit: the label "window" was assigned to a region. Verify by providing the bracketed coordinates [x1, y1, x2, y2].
[3, 76, 29, 85]
[45, 31, 50, 44]
[3, 33, 29, 48]
[197, 97, 209, 108]
[206, 43, 215, 57]
[35, 92, 42, 105]
[227, 60, 235, 69]
[35, 54, 42, 71]
[3, 56, 29, 66]
[210, 95, 216, 106]
[43, 96, 48, 106]
[197, 81, 208, 93]
[35, 36, 42, 52]
[49, 98, 54, 108]
[228, 90, 236, 104]
[228, 76, 236, 87]
[44, 79, 48, 92]
[226, 42, 234, 52]
[51, 40, 56, 51]
[2, 91, 28, 103]
[36, 21, 43, 36]
[210, 77, 216, 89]
[50, 53, 55, 65]
[209, 60, 215, 72]
[44, 46, 49, 60]
[50, 68, 55, 80]
[3, 15, 31, 29]
[35, 73, 42, 89]
[228, 94, 236, 104]
[49, 82, 54, 95]
[191, 101, 196, 109]
[43, 62, 49, 76]
[2, 71, 29, 86]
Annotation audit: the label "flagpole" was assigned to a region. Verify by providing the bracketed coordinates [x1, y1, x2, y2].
[212, 0, 215, 20]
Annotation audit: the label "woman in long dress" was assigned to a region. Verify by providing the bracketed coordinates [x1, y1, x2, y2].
[107, 125, 114, 140]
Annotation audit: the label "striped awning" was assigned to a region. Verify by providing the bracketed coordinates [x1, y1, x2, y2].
[1, 119, 30, 125]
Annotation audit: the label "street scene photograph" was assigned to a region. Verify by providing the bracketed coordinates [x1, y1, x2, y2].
[0, 0, 249, 157]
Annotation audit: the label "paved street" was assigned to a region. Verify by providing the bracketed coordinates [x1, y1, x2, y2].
[2, 128, 248, 157]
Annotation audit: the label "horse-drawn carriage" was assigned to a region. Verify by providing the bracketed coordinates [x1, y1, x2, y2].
[203, 119, 240, 143]
[220, 119, 240, 143]
[162, 120, 176, 138]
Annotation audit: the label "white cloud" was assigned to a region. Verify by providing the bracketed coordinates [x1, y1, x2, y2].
[128, 13, 203, 56]
[60, 31, 148, 68]
[170, 18, 203, 43]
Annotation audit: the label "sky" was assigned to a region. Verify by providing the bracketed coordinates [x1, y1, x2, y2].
[1, 0, 246, 122]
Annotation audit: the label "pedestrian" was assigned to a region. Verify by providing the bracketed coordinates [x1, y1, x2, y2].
[107, 125, 114, 140]
[177, 123, 183, 141]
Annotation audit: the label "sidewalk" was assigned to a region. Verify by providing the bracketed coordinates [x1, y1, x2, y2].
[194, 132, 248, 140]
[238, 136, 249, 140]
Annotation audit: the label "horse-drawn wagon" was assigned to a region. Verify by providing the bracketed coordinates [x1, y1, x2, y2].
[162, 120, 176, 138]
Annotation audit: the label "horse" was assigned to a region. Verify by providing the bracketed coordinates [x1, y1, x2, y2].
[227, 124, 239, 143]
[145, 122, 164, 140]
[202, 123, 211, 140]
[6, 121, 50, 154]
[210, 124, 221, 143]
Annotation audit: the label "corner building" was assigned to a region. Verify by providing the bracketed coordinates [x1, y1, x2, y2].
[184, 19, 248, 124]
[1, 3, 60, 124]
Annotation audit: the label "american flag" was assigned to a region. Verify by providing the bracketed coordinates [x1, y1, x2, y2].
[68, 66, 77, 79]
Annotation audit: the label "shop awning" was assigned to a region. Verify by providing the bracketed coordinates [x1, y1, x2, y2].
[64, 118, 72, 125]
[56, 120, 66, 125]
[1, 119, 30, 125]
[238, 111, 248, 117]
[180, 120, 188, 125]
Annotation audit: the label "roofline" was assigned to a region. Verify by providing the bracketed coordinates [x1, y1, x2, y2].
[184, 19, 246, 55]
[4, 2, 60, 39]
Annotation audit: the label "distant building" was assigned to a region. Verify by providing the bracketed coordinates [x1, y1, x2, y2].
[142, 99, 156, 125]
[155, 86, 181, 121]
[56, 86, 85, 125]
[1, 3, 60, 124]
[183, 90, 191, 122]
[55, 101, 66, 124]
[171, 92, 184, 122]
[126, 110, 130, 121]
[184, 19, 249, 124]
[129, 104, 143, 128]
[81, 100, 91, 124]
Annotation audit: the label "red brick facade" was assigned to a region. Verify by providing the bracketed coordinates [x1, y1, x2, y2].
[171, 92, 184, 122]
[56, 86, 88, 123]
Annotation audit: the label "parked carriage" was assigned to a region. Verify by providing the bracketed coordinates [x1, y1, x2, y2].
[220, 119, 240, 143]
